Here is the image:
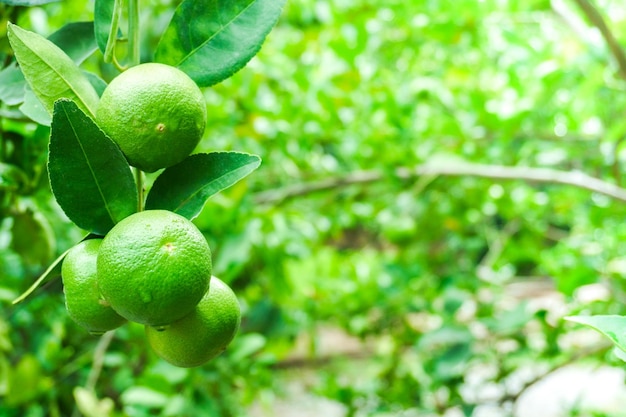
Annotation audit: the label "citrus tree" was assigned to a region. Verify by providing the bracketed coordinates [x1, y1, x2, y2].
[1, 0, 284, 415]
[6, 0, 626, 416]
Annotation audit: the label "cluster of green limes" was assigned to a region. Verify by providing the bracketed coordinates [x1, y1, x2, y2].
[61, 63, 241, 368]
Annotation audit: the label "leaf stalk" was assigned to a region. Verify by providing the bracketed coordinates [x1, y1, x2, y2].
[127, 0, 140, 67]
[135, 168, 144, 212]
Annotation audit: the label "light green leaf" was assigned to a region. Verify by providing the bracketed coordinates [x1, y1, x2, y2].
[0, 65, 25, 105]
[19, 86, 50, 126]
[47, 21, 98, 65]
[7, 22, 100, 118]
[565, 315, 626, 355]
[74, 387, 114, 417]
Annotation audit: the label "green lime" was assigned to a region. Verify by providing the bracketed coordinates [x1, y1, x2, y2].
[146, 276, 241, 368]
[97, 210, 212, 327]
[96, 63, 207, 173]
[61, 239, 127, 335]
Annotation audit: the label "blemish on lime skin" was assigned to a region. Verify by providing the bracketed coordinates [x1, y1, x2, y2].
[140, 289, 153, 303]
[163, 242, 176, 254]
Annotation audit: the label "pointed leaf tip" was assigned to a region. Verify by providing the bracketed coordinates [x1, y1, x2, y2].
[7, 23, 99, 118]
[155, 0, 286, 86]
[145, 152, 261, 219]
[566, 315, 626, 353]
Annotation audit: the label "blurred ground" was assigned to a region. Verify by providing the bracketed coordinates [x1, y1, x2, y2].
[249, 282, 626, 417]
[249, 358, 626, 417]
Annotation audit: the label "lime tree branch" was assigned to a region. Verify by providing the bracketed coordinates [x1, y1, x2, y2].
[571, 0, 626, 80]
[253, 162, 626, 205]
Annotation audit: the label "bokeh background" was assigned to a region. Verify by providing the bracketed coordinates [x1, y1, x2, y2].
[3, 0, 626, 416]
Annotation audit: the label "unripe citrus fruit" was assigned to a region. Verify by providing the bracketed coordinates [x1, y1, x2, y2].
[146, 276, 241, 368]
[96, 63, 207, 173]
[61, 239, 127, 335]
[97, 210, 212, 327]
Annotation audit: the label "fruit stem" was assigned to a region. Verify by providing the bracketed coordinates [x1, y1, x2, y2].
[127, 0, 140, 67]
[135, 168, 144, 212]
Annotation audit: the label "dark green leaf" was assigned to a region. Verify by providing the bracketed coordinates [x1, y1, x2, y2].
[7, 22, 100, 118]
[145, 152, 261, 219]
[155, 0, 286, 87]
[48, 99, 137, 235]
[94, 0, 116, 55]
[47, 22, 98, 65]
[83, 71, 108, 97]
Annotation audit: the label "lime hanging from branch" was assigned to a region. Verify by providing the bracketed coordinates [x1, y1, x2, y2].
[96, 63, 207, 173]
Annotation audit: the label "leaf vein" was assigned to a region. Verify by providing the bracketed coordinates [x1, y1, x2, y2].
[62, 105, 116, 224]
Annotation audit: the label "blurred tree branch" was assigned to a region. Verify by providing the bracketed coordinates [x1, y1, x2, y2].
[254, 162, 626, 205]
[570, 0, 626, 80]
[558, 0, 626, 185]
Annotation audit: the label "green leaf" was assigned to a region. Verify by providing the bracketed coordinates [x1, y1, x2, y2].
[0, 162, 28, 192]
[83, 71, 108, 97]
[121, 386, 169, 408]
[5, 355, 53, 407]
[0, 22, 97, 108]
[24, 70, 108, 127]
[0, 0, 59, 5]
[145, 152, 261, 220]
[10, 209, 56, 268]
[48, 99, 137, 235]
[0, 65, 25, 105]
[229, 333, 266, 362]
[6, 22, 100, 118]
[19, 86, 50, 126]
[565, 315, 626, 353]
[155, 0, 286, 87]
[94, 0, 116, 55]
[47, 21, 98, 65]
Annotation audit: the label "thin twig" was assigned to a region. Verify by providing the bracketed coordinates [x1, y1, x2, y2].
[85, 331, 115, 391]
[253, 161, 626, 205]
[477, 219, 522, 283]
[71, 331, 116, 417]
[570, 0, 626, 80]
[271, 350, 374, 369]
[612, 136, 626, 186]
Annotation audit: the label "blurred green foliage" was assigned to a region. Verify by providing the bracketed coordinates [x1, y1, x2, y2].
[3, 0, 626, 416]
